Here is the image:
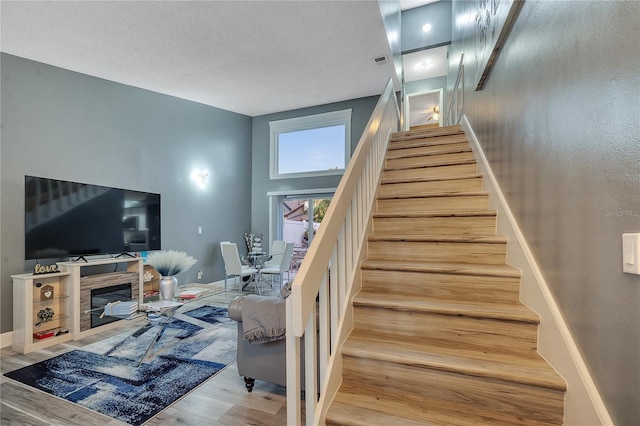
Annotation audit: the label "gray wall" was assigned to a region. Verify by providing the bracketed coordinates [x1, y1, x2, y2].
[1, 54, 253, 333]
[405, 75, 449, 115]
[379, 0, 403, 88]
[401, 0, 452, 52]
[250, 96, 380, 241]
[448, 1, 640, 424]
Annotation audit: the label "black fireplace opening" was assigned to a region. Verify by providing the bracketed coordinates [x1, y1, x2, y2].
[91, 283, 132, 328]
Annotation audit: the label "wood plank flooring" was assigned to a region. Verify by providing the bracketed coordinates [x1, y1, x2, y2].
[1, 290, 293, 426]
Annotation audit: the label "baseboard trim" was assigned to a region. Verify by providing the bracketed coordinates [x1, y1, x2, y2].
[462, 115, 613, 426]
[1, 331, 13, 348]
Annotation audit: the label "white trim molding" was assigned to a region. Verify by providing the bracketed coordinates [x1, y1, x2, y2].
[1, 331, 13, 348]
[404, 88, 443, 131]
[269, 109, 352, 180]
[462, 115, 613, 426]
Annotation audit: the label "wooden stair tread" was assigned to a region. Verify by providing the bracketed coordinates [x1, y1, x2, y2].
[326, 400, 434, 426]
[387, 146, 472, 159]
[384, 158, 476, 171]
[368, 234, 506, 244]
[373, 209, 496, 218]
[361, 259, 520, 278]
[376, 190, 488, 201]
[343, 333, 566, 391]
[389, 132, 469, 146]
[391, 126, 463, 141]
[381, 172, 482, 185]
[388, 138, 470, 153]
[328, 391, 560, 426]
[388, 137, 470, 152]
[353, 292, 539, 323]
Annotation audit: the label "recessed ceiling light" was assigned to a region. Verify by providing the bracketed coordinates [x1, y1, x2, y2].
[422, 23, 432, 32]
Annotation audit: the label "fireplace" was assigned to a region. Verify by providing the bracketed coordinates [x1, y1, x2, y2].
[79, 271, 140, 332]
[90, 283, 132, 328]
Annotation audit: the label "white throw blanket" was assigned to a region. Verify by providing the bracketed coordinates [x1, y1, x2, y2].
[241, 295, 286, 344]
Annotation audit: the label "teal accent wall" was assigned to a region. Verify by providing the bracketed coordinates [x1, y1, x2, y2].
[0, 53, 253, 332]
[401, 1, 452, 52]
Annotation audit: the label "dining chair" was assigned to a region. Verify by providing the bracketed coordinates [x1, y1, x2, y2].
[260, 242, 294, 290]
[262, 240, 286, 268]
[221, 242, 260, 294]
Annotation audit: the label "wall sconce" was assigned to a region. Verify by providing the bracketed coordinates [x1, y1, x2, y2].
[190, 168, 209, 187]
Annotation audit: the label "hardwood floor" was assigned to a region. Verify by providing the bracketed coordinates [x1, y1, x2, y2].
[1, 289, 291, 426]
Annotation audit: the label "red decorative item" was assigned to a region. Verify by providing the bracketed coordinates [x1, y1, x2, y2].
[33, 330, 55, 340]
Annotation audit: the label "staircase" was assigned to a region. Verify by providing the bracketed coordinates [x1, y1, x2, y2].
[324, 126, 566, 425]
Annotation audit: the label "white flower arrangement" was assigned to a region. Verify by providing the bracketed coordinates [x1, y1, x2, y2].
[146, 250, 197, 277]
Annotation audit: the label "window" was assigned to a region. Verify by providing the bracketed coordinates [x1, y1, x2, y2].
[269, 109, 352, 179]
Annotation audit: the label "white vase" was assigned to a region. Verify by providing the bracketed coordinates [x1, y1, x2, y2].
[159, 276, 178, 300]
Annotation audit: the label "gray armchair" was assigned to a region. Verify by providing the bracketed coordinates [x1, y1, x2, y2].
[228, 294, 305, 392]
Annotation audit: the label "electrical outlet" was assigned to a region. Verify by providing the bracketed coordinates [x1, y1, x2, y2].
[197, 270, 203, 280]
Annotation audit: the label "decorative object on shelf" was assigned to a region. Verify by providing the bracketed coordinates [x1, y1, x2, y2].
[40, 285, 54, 301]
[33, 330, 56, 340]
[146, 250, 197, 300]
[35, 307, 55, 326]
[142, 265, 160, 300]
[33, 263, 59, 275]
[244, 232, 263, 253]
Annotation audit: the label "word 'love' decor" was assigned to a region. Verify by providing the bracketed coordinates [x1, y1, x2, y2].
[34, 263, 59, 275]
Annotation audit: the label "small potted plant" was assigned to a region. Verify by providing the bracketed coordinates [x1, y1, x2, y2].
[146, 250, 197, 300]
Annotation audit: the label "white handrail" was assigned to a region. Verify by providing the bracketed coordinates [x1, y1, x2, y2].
[286, 78, 399, 425]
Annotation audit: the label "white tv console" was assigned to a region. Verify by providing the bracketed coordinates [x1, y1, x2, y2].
[11, 257, 143, 353]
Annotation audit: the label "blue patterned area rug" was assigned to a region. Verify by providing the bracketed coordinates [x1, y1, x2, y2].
[4, 305, 236, 426]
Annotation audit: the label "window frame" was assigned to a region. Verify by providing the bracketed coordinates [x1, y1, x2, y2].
[269, 109, 352, 180]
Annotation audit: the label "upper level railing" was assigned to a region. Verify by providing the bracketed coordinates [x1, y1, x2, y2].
[285, 78, 399, 425]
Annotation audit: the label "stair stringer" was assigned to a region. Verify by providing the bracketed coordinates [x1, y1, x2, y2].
[462, 115, 613, 426]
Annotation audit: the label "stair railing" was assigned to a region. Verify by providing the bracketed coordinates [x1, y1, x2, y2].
[286, 78, 399, 425]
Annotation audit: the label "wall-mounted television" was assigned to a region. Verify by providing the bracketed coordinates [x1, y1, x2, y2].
[24, 175, 161, 260]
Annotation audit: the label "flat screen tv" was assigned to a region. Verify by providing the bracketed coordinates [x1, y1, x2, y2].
[24, 175, 161, 260]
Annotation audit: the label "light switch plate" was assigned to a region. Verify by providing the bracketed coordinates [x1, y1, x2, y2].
[622, 233, 640, 275]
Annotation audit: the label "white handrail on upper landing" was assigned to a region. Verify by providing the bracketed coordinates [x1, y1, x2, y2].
[285, 78, 399, 425]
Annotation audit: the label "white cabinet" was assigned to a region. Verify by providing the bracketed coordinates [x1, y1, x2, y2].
[11, 271, 72, 353]
[12, 257, 144, 352]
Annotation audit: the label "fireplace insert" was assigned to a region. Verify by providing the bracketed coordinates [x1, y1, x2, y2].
[90, 283, 132, 328]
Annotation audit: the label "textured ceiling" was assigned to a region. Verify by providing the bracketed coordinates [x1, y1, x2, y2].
[1, 1, 399, 117]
